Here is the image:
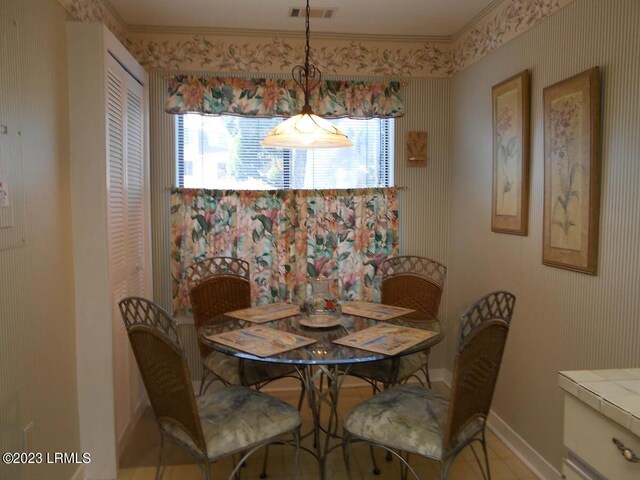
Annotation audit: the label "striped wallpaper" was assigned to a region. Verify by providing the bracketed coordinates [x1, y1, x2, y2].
[148, 72, 452, 376]
[0, 1, 80, 480]
[450, 0, 640, 470]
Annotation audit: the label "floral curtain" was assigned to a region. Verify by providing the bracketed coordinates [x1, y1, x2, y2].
[165, 75, 404, 119]
[171, 187, 399, 315]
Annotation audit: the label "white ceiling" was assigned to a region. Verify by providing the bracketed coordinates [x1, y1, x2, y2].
[108, 0, 498, 38]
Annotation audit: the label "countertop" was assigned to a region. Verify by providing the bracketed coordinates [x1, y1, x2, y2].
[558, 369, 640, 438]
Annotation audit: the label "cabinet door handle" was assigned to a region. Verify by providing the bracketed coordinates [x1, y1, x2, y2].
[612, 438, 640, 463]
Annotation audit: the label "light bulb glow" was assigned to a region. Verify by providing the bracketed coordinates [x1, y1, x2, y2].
[261, 113, 353, 149]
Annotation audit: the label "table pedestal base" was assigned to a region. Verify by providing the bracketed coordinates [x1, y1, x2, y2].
[294, 364, 353, 480]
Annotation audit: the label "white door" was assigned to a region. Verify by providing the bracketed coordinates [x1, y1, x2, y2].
[106, 54, 147, 447]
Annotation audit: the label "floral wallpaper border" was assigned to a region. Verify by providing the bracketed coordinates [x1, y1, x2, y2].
[57, 0, 576, 77]
[56, 0, 128, 46]
[450, 0, 574, 73]
[127, 35, 453, 77]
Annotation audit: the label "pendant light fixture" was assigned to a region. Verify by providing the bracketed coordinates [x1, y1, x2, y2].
[261, 0, 353, 149]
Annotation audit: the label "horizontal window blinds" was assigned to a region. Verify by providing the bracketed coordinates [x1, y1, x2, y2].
[176, 115, 393, 190]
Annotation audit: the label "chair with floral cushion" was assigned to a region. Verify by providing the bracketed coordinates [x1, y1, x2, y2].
[344, 255, 447, 390]
[119, 296, 301, 480]
[186, 257, 303, 403]
[342, 291, 516, 480]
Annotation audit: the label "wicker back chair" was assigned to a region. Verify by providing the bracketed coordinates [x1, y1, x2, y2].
[119, 297, 301, 480]
[186, 257, 303, 401]
[444, 291, 515, 453]
[186, 257, 251, 359]
[187, 257, 250, 320]
[185, 256, 251, 289]
[343, 256, 446, 393]
[119, 297, 207, 452]
[343, 291, 515, 480]
[185, 257, 249, 371]
[379, 255, 447, 321]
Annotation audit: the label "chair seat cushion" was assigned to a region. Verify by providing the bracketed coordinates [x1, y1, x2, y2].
[344, 351, 427, 385]
[344, 384, 483, 460]
[204, 351, 297, 386]
[163, 386, 301, 460]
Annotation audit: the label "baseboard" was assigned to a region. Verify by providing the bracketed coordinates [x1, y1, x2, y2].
[428, 368, 452, 386]
[69, 465, 85, 480]
[117, 395, 148, 459]
[431, 368, 559, 480]
[486, 410, 561, 480]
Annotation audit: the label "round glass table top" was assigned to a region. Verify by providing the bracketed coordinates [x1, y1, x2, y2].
[198, 312, 443, 366]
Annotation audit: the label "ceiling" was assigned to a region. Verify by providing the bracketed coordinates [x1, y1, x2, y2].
[107, 0, 499, 38]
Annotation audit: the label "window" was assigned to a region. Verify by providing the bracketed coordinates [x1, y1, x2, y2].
[176, 115, 394, 189]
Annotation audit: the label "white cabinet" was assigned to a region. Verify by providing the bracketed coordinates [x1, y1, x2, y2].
[68, 23, 151, 479]
[559, 370, 640, 480]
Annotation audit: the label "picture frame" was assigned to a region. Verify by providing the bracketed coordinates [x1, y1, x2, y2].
[491, 70, 530, 235]
[542, 66, 601, 275]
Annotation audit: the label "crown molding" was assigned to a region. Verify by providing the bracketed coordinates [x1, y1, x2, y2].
[451, 0, 504, 41]
[101, 0, 127, 27]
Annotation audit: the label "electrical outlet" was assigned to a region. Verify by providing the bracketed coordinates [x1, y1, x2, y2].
[22, 422, 34, 451]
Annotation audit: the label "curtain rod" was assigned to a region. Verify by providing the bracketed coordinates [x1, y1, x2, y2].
[164, 185, 408, 191]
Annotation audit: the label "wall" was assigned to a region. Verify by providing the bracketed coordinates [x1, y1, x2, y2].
[394, 78, 451, 368]
[148, 72, 452, 375]
[0, 1, 80, 480]
[450, 0, 640, 471]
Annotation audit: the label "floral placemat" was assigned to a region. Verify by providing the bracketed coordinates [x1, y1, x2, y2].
[225, 303, 301, 323]
[342, 301, 414, 320]
[333, 324, 437, 356]
[206, 326, 316, 357]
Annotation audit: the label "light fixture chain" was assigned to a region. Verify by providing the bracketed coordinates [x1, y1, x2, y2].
[305, 0, 311, 73]
[303, 0, 312, 107]
[261, 0, 352, 148]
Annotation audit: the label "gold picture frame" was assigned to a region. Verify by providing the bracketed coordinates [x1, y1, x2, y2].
[491, 70, 530, 235]
[543, 66, 601, 275]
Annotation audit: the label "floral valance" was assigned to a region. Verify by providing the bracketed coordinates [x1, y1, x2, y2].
[171, 187, 399, 315]
[165, 75, 404, 119]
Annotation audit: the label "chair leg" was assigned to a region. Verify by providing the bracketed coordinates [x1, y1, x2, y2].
[290, 429, 300, 480]
[439, 456, 453, 480]
[199, 366, 217, 396]
[372, 445, 422, 480]
[342, 432, 355, 479]
[423, 355, 431, 389]
[199, 366, 206, 396]
[478, 431, 492, 480]
[155, 434, 165, 480]
[198, 460, 211, 480]
[296, 382, 306, 411]
[400, 452, 411, 480]
[369, 445, 381, 474]
[259, 445, 269, 479]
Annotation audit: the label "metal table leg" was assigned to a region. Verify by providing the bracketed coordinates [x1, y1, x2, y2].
[294, 364, 352, 480]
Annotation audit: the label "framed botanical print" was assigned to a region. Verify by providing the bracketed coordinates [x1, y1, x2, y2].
[542, 66, 601, 275]
[491, 70, 530, 235]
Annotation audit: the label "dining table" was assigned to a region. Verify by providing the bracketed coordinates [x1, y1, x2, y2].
[197, 307, 443, 480]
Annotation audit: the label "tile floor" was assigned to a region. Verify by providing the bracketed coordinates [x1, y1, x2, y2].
[118, 383, 537, 480]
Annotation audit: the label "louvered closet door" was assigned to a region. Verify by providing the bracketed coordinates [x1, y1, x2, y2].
[106, 54, 146, 445]
[125, 87, 145, 299]
[123, 70, 147, 420]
